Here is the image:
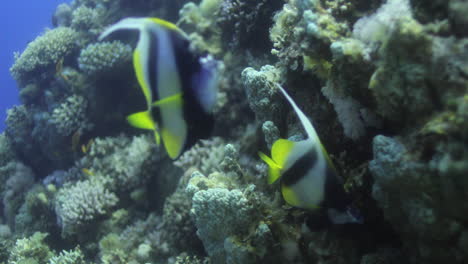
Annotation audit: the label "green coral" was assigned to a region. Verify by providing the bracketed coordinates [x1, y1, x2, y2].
[10, 27, 80, 85]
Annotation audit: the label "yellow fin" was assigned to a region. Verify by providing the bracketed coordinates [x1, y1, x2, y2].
[151, 93, 183, 107]
[127, 111, 156, 130]
[133, 50, 152, 106]
[281, 184, 302, 207]
[149, 18, 182, 32]
[154, 131, 161, 146]
[258, 151, 282, 184]
[271, 139, 295, 168]
[161, 128, 183, 159]
[82, 168, 94, 177]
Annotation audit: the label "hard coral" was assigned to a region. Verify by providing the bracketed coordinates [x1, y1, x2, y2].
[10, 27, 80, 86]
[191, 188, 254, 262]
[49, 247, 87, 264]
[78, 41, 132, 76]
[8, 232, 53, 264]
[55, 177, 118, 236]
[50, 95, 93, 137]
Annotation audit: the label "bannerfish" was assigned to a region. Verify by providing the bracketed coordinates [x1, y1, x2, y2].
[99, 17, 218, 159]
[258, 84, 362, 224]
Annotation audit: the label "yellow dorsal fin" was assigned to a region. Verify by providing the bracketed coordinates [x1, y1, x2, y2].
[161, 128, 183, 159]
[127, 111, 156, 130]
[151, 93, 183, 107]
[149, 18, 184, 34]
[258, 151, 282, 184]
[271, 139, 295, 168]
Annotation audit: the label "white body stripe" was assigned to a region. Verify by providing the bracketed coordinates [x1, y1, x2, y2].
[137, 29, 153, 106]
[288, 148, 327, 208]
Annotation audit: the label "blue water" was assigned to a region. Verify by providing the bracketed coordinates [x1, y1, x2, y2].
[0, 0, 70, 132]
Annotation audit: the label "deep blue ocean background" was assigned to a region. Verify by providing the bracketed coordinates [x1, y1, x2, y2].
[0, 0, 70, 132]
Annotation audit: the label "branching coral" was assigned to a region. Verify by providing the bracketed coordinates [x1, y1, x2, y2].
[49, 247, 87, 264]
[178, 0, 224, 55]
[191, 188, 254, 262]
[8, 232, 54, 264]
[50, 95, 93, 136]
[82, 134, 159, 190]
[78, 41, 132, 76]
[174, 137, 225, 175]
[71, 6, 100, 31]
[241, 65, 282, 124]
[10, 27, 80, 85]
[55, 177, 118, 236]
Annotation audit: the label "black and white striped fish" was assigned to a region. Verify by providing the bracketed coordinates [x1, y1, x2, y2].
[259, 84, 362, 224]
[99, 17, 218, 159]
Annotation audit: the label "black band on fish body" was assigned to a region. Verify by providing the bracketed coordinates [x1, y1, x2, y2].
[281, 149, 318, 187]
[169, 25, 215, 153]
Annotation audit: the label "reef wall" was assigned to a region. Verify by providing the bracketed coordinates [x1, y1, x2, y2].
[0, 0, 467, 263]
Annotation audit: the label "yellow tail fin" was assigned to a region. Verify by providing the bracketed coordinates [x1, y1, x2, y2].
[162, 128, 183, 159]
[258, 151, 282, 184]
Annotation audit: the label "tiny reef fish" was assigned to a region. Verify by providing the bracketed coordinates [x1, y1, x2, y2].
[259, 84, 362, 224]
[99, 17, 219, 159]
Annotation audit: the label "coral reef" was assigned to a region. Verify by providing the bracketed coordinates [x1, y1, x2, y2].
[191, 188, 254, 262]
[2, 0, 467, 263]
[55, 177, 118, 236]
[78, 41, 132, 76]
[8, 232, 54, 264]
[49, 95, 93, 136]
[10, 27, 80, 86]
[49, 247, 87, 264]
